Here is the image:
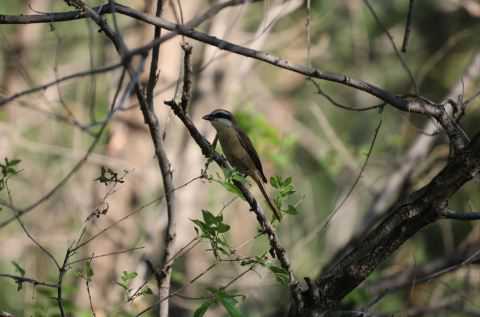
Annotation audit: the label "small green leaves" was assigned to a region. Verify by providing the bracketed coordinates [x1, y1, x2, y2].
[84, 262, 94, 281]
[11, 261, 26, 291]
[193, 301, 212, 317]
[283, 204, 298, 215]
[0, 157, 21, 192]
[270, 176, 300, 217]
[215, 289, 243, 317]
[264, 263, 289, 286]
[75, 262, 94, 282]
[95, 166, 126, 186]
[192, 210, 232, 257]
[239, 254, 289, 286]
[117, 270, 138, 290]
[11, 260, 25, 277]
[193, 288, 244, 317]
[115, 270, 152, 301]
[215, 168, 246, 199]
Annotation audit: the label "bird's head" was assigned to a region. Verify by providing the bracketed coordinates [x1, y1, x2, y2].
[202, 109, 235, 129]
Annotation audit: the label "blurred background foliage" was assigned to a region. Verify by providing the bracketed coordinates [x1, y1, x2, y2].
[1, 0, 480, 316]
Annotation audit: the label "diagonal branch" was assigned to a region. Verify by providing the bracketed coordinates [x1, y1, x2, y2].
[302, 132, 480, 313]
[164, 100, 303, 310]
[1, 2, 468, 149]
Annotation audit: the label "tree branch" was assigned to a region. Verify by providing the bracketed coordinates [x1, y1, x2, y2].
[439, 208, 480, 221]
[164, 100, 303, 310]
[302, 133, 480, 313]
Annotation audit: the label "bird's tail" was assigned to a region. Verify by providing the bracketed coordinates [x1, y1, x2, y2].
[252, 175, 282, 222]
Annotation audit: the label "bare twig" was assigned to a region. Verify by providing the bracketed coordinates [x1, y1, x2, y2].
[56, 248, 71, 317]
[146, 0, 164, 111]
[0, 2, 442, 116]
[309, 78, 384, 112]
[67, 246, 145, 266]
[367, 242, 480, 296]
[439, 208, 480, 221]
[0, 63, 129, 229]
[292, 111, 383, 255]
[86, 266, 97, 317]
[305, 0, 311, 67]
[401, 0, 415, 52]
[0, 62, 122, 107]
[363, 0, 418, 94]
[0, 273, 58, 289]
[180, 42, 193, 112]
[73, 196, 163, 252]
[13, 215, 60, 269]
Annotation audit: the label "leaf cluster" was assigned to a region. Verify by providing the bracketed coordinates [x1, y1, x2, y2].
[95, 166, 126, 186]
[271, 176, 300, 216]
[0, 157, 21, 192]
[194, 288, 244, 317]
[192, 210, 232, 258]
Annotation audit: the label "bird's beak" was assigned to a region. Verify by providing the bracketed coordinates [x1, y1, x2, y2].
[202, 113, 213, 121]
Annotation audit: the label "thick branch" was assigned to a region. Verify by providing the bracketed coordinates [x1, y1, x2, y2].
[0, 2, 439, 115]
[307, 133, 480, 311]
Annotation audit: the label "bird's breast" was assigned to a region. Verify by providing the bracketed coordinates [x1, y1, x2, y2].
[217, 128, 255, 175]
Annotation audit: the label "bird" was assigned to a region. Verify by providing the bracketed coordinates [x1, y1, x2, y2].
[202, 109, 282, 221]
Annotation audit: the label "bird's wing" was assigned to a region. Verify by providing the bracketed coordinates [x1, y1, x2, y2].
[235, 127, 268, 183]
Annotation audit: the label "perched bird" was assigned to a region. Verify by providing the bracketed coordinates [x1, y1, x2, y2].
[203, 109, 282, 221]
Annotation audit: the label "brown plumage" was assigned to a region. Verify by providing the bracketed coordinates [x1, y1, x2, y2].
[203, 109, 282, 221]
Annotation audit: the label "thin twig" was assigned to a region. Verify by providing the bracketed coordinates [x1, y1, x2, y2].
[439, 208, 480, 221]
[0, 273, 58, 289]
[401, 0, 415, 52]
[309, 78, 384, 112]
[305, 0, 311, 67]
[0, 62, 122, 107]
[293, 111, 383, 254]
[1, 2, 451, 118]
[73, 196, 163, 252]
[67, 246, 145, 266]
[13, 215, 60, 269]
[363, 0, 418, 94]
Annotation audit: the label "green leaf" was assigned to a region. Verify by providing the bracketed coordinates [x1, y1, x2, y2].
[142, 286, 153, 295]
[12, 261, 26, 277]
[284, 177, 292, 186]
[193, 300, 213, 317]
[85, 262, 94, 281]
[266, 264, 289, 286]
[137, 286, 153, 297]
[191, 219, 208, 233]
[216, 291, 243, 317]
[116, 281, 129, 290]
[217, 223, 231, 233]
[121, 271, 138, 283]
[270, 176, 280, 188]
[8, 159, 21, 166]
[202, 210, 217, 225]
[283, 204, 298, 215]
[221, 182, 244, 198]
